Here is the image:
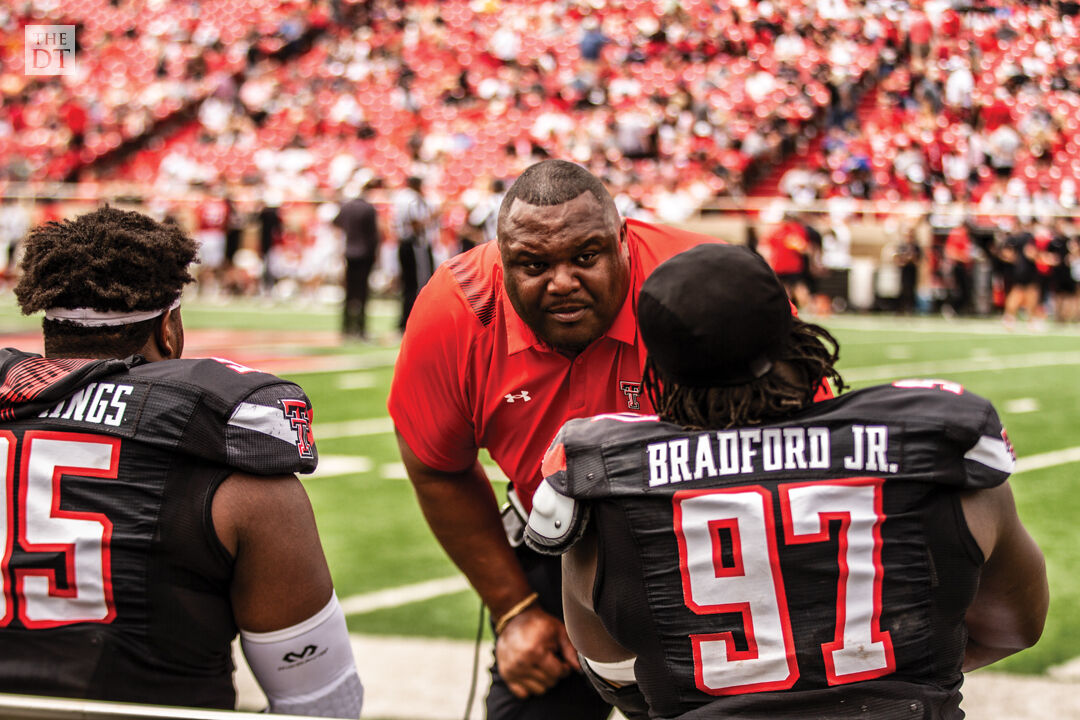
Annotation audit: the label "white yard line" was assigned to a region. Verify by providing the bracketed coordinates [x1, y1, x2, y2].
[337, 372, 378, 389]
[380, 461, 509, 483]
[824, 316, 1080, 337]
[284, 348, 401, 376]
[339, 576, 471, 616]
[308, 454, 373, 478]
[1004, 397, 1040, 414]
[1015, 446, 1080, 475]
[842, 350, 1080, 383]
[315, 416, 395, 440]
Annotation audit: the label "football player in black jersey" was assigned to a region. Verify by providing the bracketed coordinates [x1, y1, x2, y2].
[1, 207, 362, 717]
[525, 244, 1047, 720]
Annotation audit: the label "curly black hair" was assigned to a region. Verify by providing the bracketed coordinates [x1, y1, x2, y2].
[14, 206, 197, 357]
[644, 319, 847, 431]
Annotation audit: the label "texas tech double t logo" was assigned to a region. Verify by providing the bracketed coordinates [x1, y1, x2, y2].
[281, 400, 314, 459]
[620, 381, 642, 410]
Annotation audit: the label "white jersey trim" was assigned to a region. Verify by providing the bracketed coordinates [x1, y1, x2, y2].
[229, 401, 298, 446]
[964, 435, 1015, 474]
[583, 656, 637, 685]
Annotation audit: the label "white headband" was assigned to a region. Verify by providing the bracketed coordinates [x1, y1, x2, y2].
[44, 298, 181, 327]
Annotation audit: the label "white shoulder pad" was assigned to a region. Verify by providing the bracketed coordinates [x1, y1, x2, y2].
[524, 480, 588, 555]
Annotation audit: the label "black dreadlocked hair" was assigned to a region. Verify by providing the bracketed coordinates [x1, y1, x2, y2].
[644, 318, 847, 431]
[14, 206, 197, 358]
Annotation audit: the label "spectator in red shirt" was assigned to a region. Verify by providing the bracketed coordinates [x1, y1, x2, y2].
[765, 216, 811, 309]
[943, 223, 974, 316]
[908, 10, 933, 61]
[980, 92, 1014, 133]
[59, 99, 87, 149]
[194, 189, 229, 293]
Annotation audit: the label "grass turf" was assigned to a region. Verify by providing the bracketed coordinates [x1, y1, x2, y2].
[2, 300, 1075, 672]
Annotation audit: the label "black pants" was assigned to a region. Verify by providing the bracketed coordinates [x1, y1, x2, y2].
[947, 264, 971, 314]
[399, 239, 432, 330]
[225, 228, 242, 264]
[485, 545, 612, 720]
[343, 257, 375, 337]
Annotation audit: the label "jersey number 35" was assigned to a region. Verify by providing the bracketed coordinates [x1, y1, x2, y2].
[0, 431, 117, 628]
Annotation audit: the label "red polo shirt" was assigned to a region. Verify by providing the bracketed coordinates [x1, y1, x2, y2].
[388, 219, 722, 511]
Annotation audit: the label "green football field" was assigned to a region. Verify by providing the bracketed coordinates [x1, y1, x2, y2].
[1, 297, 1076, 677]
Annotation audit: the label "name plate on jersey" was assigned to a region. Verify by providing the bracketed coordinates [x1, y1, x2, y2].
[36, 381, 146, 437]
[645, 424, 896, 488]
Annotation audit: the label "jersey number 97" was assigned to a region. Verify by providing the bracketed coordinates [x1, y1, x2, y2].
[674, 478, 895, 695]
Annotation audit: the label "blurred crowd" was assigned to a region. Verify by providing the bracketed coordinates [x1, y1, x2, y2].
[773, 0, 1080, 218]
[755, 203, 1080, 329]
[133, 0, 892, 218]
[3, 0, 904, 215]
[0, 0, 326, 183]
[4, 0, 1080, 329]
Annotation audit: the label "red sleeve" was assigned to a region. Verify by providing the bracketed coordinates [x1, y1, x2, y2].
[625, 219, 726, 275]
[387, 270, 480, 472]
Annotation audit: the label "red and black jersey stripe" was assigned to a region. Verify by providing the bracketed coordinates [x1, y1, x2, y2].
[0, 357, 98, 408]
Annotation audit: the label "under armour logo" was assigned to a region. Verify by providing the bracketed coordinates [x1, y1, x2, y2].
[505, 391, 531, 403]
[282, 645, 318, 663]
[620, 381, 642, 410]
[281, 399, 315, 459]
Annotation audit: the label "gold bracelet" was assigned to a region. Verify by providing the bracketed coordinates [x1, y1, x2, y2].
[494, 592, 540, 635]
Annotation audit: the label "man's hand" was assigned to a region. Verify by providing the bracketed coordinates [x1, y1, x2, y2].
[495, 605, 581, 698]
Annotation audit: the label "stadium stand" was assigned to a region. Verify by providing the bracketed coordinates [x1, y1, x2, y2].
[3, 0, 1080, 216]
[2, 1, 892, 204]
[3, 0, 1080, 320]
[0, 0, 327, 183]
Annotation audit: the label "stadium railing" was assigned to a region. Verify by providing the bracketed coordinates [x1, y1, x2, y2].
[3, 182, 1079, 221]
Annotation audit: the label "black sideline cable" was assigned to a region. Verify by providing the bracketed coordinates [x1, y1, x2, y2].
[463, 598, 486, 720]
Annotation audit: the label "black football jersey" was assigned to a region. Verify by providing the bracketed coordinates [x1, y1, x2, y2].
[0, 349, 317, 708]
[542, 381, 1014, 720]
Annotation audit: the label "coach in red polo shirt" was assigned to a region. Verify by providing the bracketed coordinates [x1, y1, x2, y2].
[388, 160, 723, 719]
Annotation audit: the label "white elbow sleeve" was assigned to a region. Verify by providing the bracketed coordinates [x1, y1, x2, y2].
[240, 592, 363, 718]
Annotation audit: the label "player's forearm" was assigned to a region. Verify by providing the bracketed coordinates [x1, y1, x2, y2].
[409, 462, 535, 617]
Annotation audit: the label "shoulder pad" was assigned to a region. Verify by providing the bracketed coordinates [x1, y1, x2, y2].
[524, 479, 589, 555]
[824, 382, 1013, 490]
[0, 350, 129, 419]
[130, 358, 318, 475]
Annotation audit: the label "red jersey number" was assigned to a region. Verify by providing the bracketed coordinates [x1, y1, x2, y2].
[0, 430, 118, 628]
[674, 478, 894, 695]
